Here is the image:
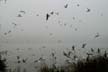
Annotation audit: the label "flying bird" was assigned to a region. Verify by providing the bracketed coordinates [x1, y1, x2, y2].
[8, 30, 11, 33]
[63, 51, 68, 57]
[72, 45, 75, 51]
[64, 4, 68, 8]
[95, 33, 100, 38]
[104, 51, 108, 58]
[36, 14, 39, 16]
[20, 10, 26, 14]
[63, 51, 70, 58]
[4, 32, 7, 35]
[51, 52, 55, 57]
[17, 60, 21, 63]
[72, 17, 75, 20]
[42, 46, 46, 48]
[50, 11, 54, 15]
[12, 22, 17, 26]
[34, 60, 39, 63]
[77, 4, 80, 7]
[75, 28, 78, 31]
[46, 13, 50, 21]
[91, 48, 94, 52]
[17, 14, 22, 17]
[55, 12, 59, 15]
[22, 58, 28, 63]
[73, 55, 78, 60]
[86, 53, 93, 56]
[17, 56, 20, 60]
[49, 33, 53, 36]
[97, 48, 100, 53]
[86, 8, 91, 12]
[82, 43, 87, 48]
[68, 51, 72, 56]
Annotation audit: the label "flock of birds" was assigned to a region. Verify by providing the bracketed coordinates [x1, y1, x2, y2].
[0, 0, 104, 71]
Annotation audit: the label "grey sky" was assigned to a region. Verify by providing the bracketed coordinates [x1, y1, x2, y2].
[0, 0, 108, 71]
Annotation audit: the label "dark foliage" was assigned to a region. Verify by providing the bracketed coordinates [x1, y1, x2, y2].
[74, 55, 108, 72]
[0, 54, 7, 72]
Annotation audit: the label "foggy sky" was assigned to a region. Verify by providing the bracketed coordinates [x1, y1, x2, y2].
[0, 0, 108, 71]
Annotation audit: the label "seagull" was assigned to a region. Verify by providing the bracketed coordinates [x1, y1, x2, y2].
[82, 43, 87, 48]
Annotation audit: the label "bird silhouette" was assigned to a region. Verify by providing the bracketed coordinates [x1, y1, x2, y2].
[8, 30, 11, 33]
[72, 45, 75, 51]
[82, 43, 87, 48]
[20, 10, 26, 14]
[4, 32, 7, 35]
[12, 22, 17, 26]
[17, 14, 22, 17]
[55, 12, 59, 15]
[72, 17, 75, 20]
[68, 51, 72, 56]
[51, 52, 55, 57]
[63, 51, 70, 58]
[50, 11, 54, 15]
[22, 58, 28, 63]
[46, 13, 50, 21]
[104, 51, 108, 58]
[34, 60, 38, 63]
[17, 56, 20, 60]
[95, 33, 100, 38]
[97, 48, 100, 53]
[49, 33, 53, 36]
[75, 28, 78, 31]
[91, 48, 94, 52]
[64, 4, 68, 8]
[77, 4, 80, 7]
[86, 8, 91, 12]
[86, 53, 93, 56]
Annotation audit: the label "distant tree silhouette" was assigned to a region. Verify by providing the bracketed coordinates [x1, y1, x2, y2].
[0, 54, 7, 72]
[74, 55, 108, 72]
